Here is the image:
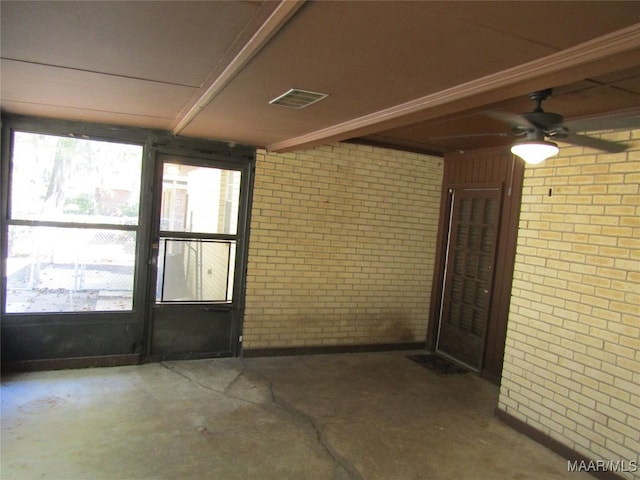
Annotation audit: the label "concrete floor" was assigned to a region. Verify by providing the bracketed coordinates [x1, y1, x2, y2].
[1, 351, 593, 480]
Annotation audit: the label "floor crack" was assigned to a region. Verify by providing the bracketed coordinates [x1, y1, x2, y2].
[160, 361, 259, 406]
[223, 363, 245, 396]
[161, 359, 362, 478]
[243, 360, 363, 480]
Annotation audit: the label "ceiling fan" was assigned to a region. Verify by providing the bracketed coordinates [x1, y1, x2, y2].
[487, 88, 633, 164]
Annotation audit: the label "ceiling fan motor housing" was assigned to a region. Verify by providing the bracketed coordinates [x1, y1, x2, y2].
[521, 111, 564, 129]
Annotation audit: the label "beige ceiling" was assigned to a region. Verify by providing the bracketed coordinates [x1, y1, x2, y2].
[2, 1, 640, 156]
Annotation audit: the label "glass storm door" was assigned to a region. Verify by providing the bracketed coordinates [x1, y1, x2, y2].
[147, 155, 246, 360]
[436, 186, 502, 370]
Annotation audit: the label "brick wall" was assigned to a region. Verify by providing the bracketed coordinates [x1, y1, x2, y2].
[243, 143, 443, 349]
[498, 129, 640, 478]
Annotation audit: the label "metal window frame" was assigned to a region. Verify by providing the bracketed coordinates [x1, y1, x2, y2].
[1, 114, 255, 365]
[1, 116, 149, 318]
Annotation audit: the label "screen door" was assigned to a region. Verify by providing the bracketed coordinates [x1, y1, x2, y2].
[147, 155, 248, 359]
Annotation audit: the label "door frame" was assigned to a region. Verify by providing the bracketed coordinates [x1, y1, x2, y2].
[143, 138, 255, 361]
[427, 148, 525, 384]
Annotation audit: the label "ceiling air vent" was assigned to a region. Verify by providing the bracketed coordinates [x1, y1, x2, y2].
[269, 88, 328, 109]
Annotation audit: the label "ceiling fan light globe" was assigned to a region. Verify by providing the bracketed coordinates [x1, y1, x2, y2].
[511, 141, 559, 164]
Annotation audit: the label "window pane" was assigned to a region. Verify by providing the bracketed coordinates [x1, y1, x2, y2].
[6, 226, 136, 312]
[10, 132, 142, 225]
[156, 238, 235, 302]
[160, 163, 241, 234]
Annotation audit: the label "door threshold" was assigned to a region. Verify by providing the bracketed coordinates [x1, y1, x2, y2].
[434, 350, 479, 373]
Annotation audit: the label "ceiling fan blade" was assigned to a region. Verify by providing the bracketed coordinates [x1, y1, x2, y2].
[559, 133, 628, 153]
[565, 112, 640, 133]
[430, 132, 518, 141]
[485, 110, 535, 130]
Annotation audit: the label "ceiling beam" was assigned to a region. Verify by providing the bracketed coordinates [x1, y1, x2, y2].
[172, 0, 305, 136]
[267, 23, 640, 153]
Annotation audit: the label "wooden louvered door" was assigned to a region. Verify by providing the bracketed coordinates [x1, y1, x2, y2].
[436, 185, 503, 370]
